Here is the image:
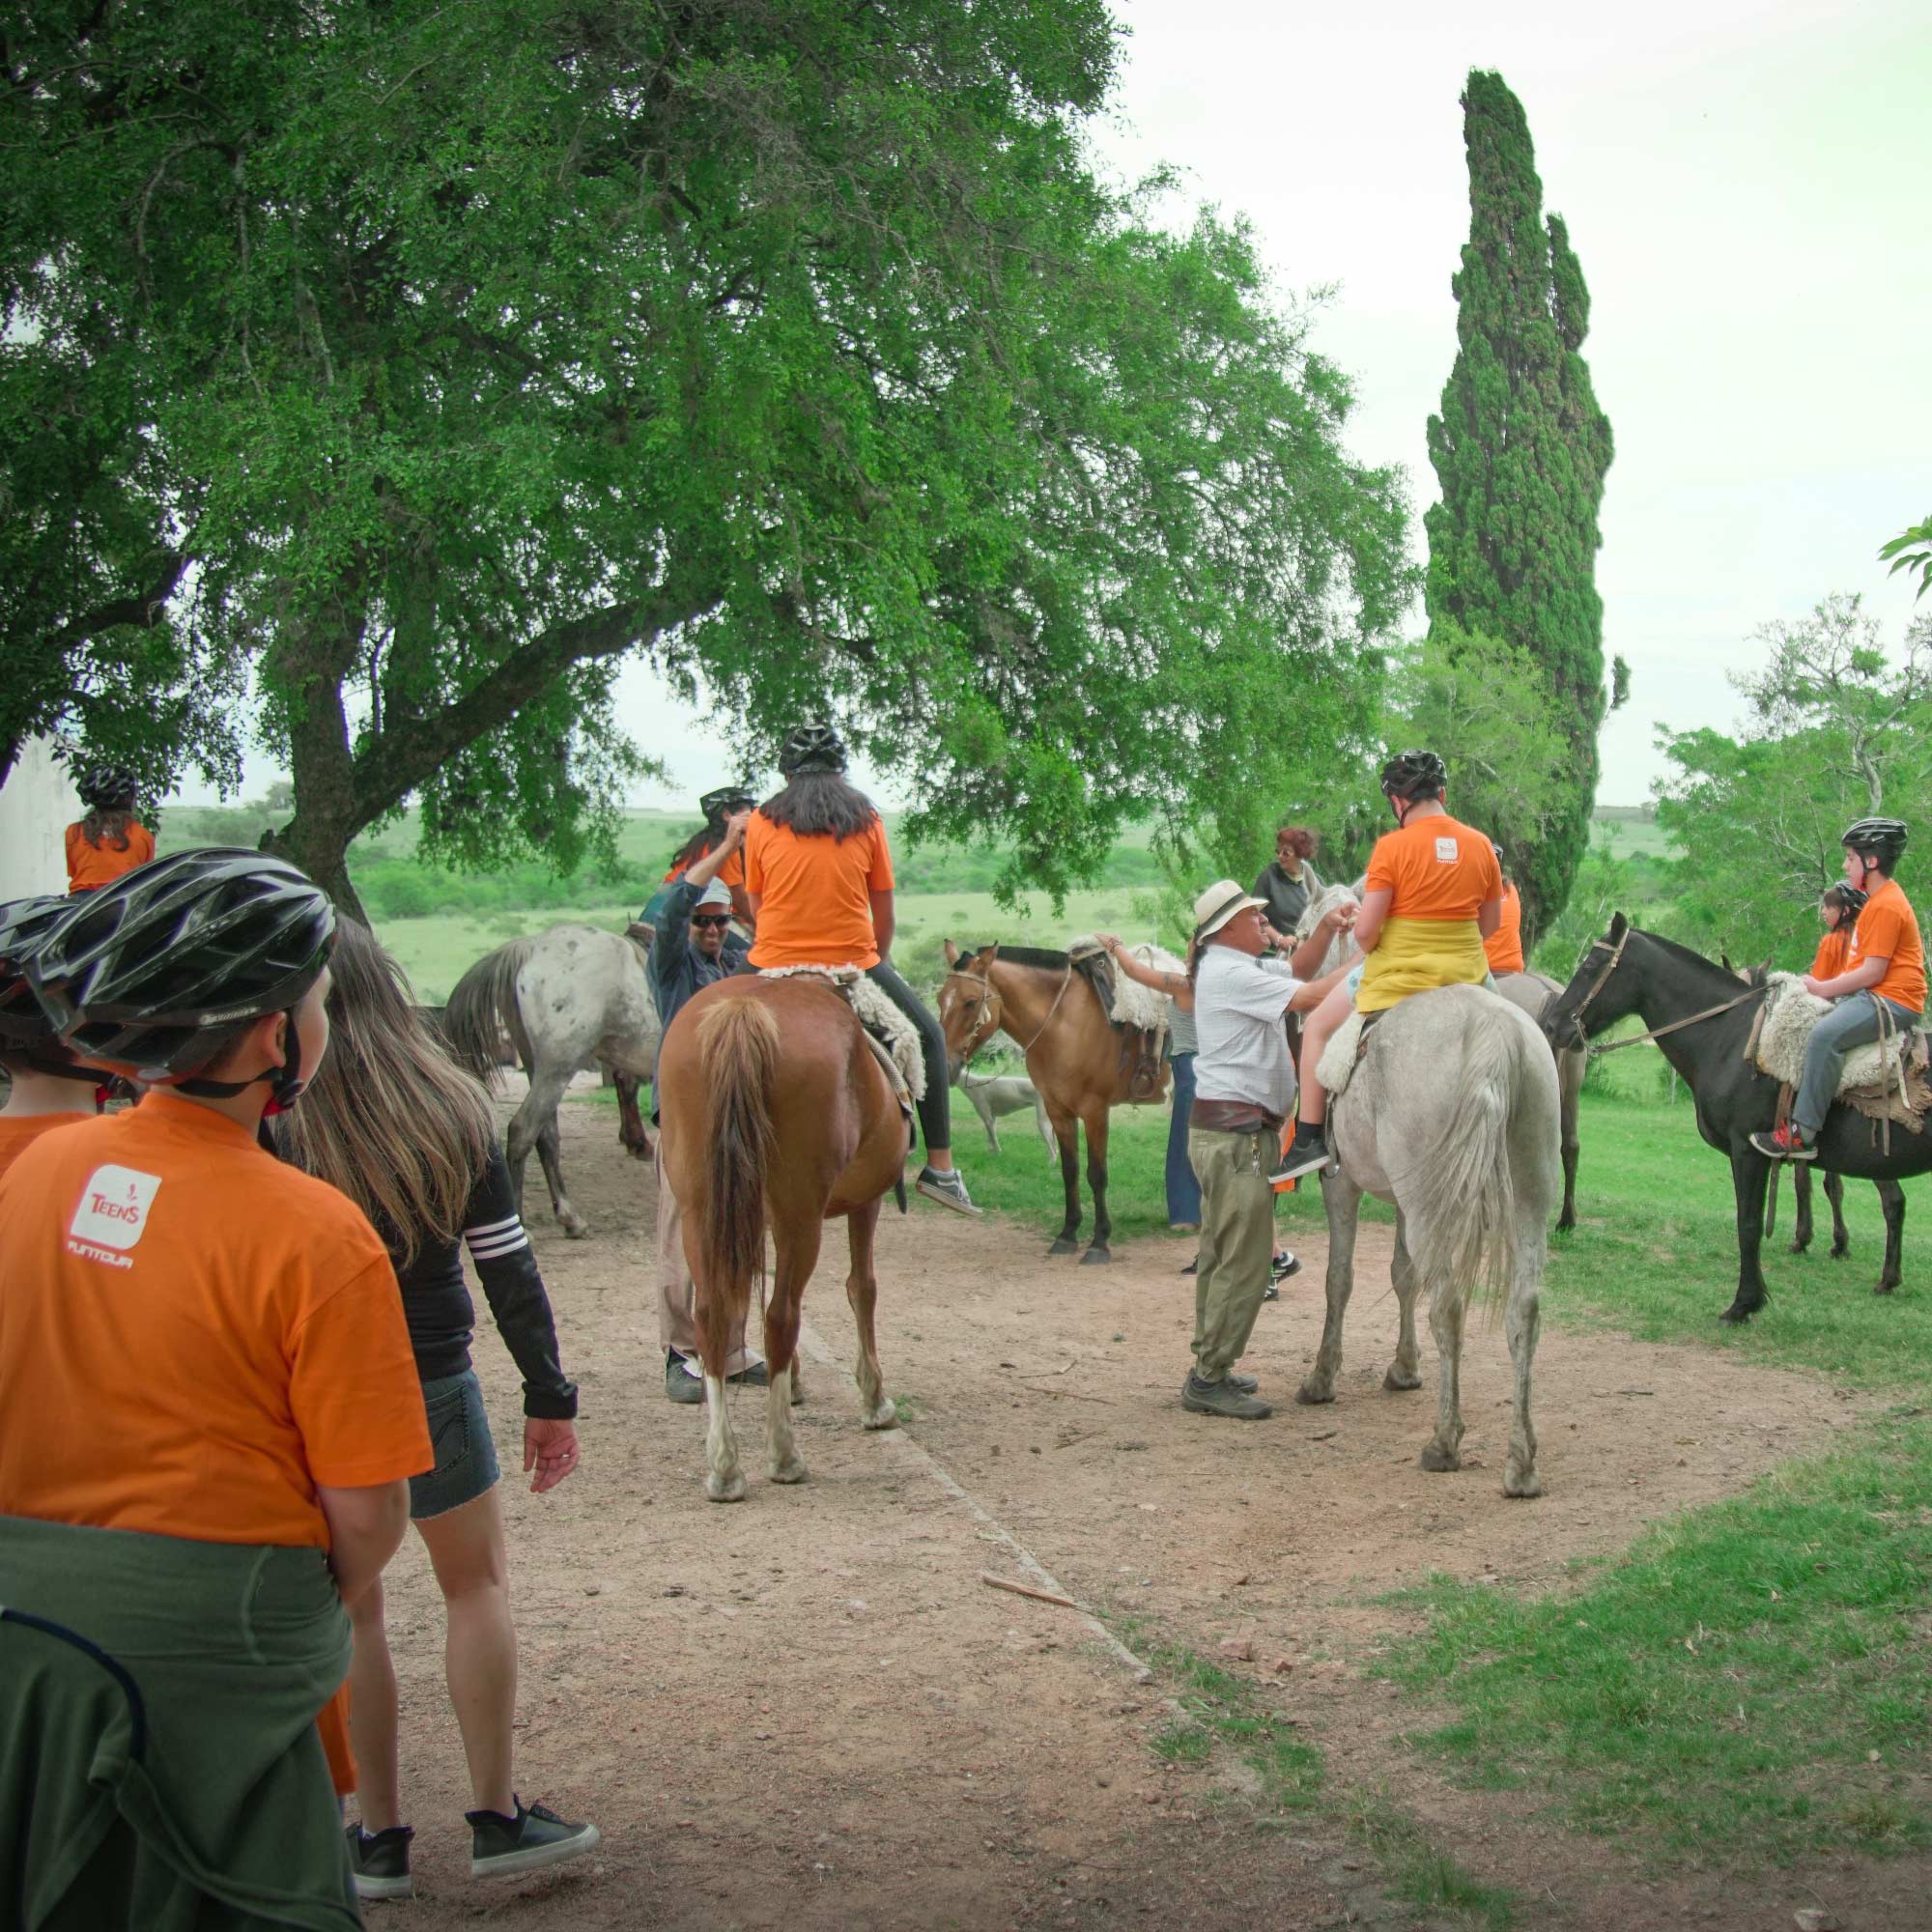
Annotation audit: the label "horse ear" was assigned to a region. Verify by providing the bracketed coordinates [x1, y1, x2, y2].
[943, 938, 960, 966]
[1721, 952, 1735, 974]
[1608, 911, 1630, 943]
[1756, 954, 1773, 980]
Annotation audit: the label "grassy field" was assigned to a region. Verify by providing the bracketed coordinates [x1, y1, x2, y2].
[961, 1086, 1932, 1872]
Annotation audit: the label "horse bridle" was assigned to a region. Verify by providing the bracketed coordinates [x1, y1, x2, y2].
[1561, 923, 1765, 1057]
[942, 954, 1076, 1065]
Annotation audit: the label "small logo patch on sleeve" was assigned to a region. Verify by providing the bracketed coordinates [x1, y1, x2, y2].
[1435, 836, 1459, 864]
[67, 1164, 163, 1266]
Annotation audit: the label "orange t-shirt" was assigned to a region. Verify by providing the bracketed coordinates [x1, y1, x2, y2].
[65, 819, 156, 892]
[1364, 814, 1503, 923]
[745, 812, 895, 970]
[1809, 929, 1850, 981]
[0, 1092, 432, 1546]
[0, 1110, 92, 1181]
[1846, 877, 1927, 1013]
[1484, 881, 1525, 974]
[662, 838, 745, 889]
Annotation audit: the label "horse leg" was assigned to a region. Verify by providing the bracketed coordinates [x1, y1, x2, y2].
[1382, 1214, 1424, 1391]
[1790, 1163, 1815, 1255]
[1296, 1167, 1361, 1406]
[1502, 1212, 1546, 1499]
[511, 1065, 590, 1240]
[614, 1071, 653, 1160]
[1080, 1107, 1111, 1265]
[1419, 1284, 1468, 1473]
[762, 1218, 817, 1485]
[1874, 1178, 1906, 1295]
[701, 1370, 746, 1503]
[845, 1199, 896, 1429]
[1719, 1147, 1773, 1323]
[1046, 1104, 1083, 1256]
[1827, 1170, 1852, 1259]
[1554, 1050, 1582, 1234]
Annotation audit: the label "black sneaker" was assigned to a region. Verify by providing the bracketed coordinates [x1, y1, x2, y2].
[1268, 1128, 1329, 1185]
[1749, 1123, 1817, 1161]
[345, 1823, 413, 1902]
[1271, 1249, 1300, 1282]
[665, 1350, 704, 1405]
[468, 1796, 600, 1881]
[916, 1167, 982, 1215]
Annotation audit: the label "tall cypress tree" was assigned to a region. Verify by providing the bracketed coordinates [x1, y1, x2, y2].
[1425, 71, 1613, 938]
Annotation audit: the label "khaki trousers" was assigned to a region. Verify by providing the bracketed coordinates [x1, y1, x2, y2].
[655, 1139, 753, 1374]
[1186, 1125, 1276, 1383]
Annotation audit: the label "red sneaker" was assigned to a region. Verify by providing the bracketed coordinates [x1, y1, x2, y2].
[1748, 1122, 1816, 1161]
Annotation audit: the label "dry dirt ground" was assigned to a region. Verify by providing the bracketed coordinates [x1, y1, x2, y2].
[368, 1095, 1929, 1931]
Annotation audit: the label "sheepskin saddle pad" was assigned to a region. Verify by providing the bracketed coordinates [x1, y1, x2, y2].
[1762, 974, 1924, 1113]
[1065, 937, 1184, 1037]
[1317, 1010, 1371, 1102]
[754, 965, 925, 1103]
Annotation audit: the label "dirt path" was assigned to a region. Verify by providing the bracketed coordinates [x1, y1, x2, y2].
[372, 1098, 1925, 1929]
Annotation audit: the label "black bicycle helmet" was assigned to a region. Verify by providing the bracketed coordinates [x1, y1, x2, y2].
[1841, 817, 1907, 867]
[29, 848, 335, 1097]
[75, 762, 137, 810]
[0, 895, 79, 1049]
[777, 722, 848, 777]
[698, 782, 757, 823]
[1381, 750, 1447, 802]
[1821, 882, 1868, 920]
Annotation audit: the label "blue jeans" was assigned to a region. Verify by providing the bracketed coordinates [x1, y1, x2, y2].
[1165, 1051, 1202, 1225]
[1793, 990, 1921, 1137]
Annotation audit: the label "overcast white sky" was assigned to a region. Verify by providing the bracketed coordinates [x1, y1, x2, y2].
[181, 0, 1932, 814]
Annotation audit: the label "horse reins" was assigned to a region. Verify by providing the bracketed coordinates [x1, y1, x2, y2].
[1567, 926, 1766, 1057]
[943, 956, 1076, 1062]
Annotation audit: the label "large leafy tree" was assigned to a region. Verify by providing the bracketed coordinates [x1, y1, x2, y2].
[4, 1, 1409, 913]
[1657, 594, 1932, 963]
[1424, 69, 1614, 942]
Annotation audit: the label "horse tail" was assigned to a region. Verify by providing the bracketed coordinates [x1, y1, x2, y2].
[1401, 999, 1520, 1318]
[443, 937, 535, 1084]
[694, 996, 781, 1361]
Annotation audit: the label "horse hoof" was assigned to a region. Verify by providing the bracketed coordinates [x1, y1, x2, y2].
[1047, 1237, 1080, 1257]
[863, 1399, 899, 1431]
[1873, 1282, 1896, 1296]
[1418, 1443, 1462, 1473]
[1293, 1382, 1335, 1407]
[1079, 1246, 1111, 1266]
[563, 1221, 591, 1241]
[1830, 1246, 1850, 1262]
[706, 1471, 748, 1503]
[1717, 1302, 1759, 1325]
[769, 1456, 808, 1485]
[1503, 1467, 1544, 1499]
[1382, 1367, 1423, 1393]
[1553, 1214, 1577, 1236]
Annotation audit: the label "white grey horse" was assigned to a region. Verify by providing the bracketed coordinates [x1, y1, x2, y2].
[444, 923, 662, 1238]
[1294, 880, 1583, 1230]
[1299, 984, 1561, 1497]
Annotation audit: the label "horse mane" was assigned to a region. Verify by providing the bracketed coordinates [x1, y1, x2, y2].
[973, 944, 1067, 972]
[1626, 925, 1741, 984]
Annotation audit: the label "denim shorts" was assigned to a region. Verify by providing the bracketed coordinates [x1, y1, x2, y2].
[409, 1369, 501, 1520]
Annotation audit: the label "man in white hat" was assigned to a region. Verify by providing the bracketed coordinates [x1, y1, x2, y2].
[1181, 878, 1356, 1419]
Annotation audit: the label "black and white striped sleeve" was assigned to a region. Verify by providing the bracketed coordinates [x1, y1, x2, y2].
[462, 1141, 579, 1420]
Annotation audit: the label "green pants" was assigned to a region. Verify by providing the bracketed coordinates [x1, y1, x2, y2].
[1187, 1125, 1276, 1382]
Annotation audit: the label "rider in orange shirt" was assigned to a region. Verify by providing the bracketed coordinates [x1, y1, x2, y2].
[0, 895, 101, 1178]
[660, 783, 757, 927]
[64, 763, 156, 893]
[1807, 882, 1863, 981]
[1483, 845, 1526, 976]
[745, 722, 977, 1215]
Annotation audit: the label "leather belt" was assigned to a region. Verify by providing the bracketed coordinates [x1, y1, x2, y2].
[1190, 1098, 1284, 1135]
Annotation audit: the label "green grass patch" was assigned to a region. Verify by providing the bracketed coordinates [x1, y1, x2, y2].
[1344, 1789, 1517, 1929]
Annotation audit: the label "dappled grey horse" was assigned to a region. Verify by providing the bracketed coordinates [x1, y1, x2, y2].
[444, 923, 662, 1238]
[1300, 984, 1561, 1497]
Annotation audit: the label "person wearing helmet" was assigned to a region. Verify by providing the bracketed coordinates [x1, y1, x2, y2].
[0, 849, 432, 1921]
[649, 808, 766, 1402]
[0, 894, 103, 1178]
[1809, 882, 1866, 983]
[744, 722, 978, 1215]
[657, 781, 759, 929]
[1483, 842, 1525, 977]
[1752, 819, 1924, 1160]
[1274, 752, 1503, 1182]
[63, 761, 156, 893]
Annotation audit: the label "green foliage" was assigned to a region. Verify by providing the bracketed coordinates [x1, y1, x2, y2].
[1656, 595, 1932, 966]
[5, 0, 1409, 913]
[1423, 71, 1614, 940]
[1879, 515, 1932, 601]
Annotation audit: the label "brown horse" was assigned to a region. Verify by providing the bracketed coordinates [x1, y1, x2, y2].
[938, 941, 1169, 1265]
[656, 974, 909, 1502]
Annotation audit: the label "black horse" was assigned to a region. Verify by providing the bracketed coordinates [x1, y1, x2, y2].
[1541, 915, 1921, 1322]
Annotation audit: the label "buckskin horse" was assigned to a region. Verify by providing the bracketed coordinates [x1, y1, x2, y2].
[938, 941, 1170, 1264]
[656, 973, 909, 1502]
[1541, 914, 1931, 1322]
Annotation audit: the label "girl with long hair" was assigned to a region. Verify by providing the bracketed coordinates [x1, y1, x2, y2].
[276, 919, 598, 1899]
[743, 721, 978, 1214]
[64, 762, 156, 893]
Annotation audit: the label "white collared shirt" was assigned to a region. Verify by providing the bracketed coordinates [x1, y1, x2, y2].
[1192, 945, 1303, 1116]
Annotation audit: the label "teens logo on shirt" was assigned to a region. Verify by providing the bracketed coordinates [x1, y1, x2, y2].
[1435, 837, 1459, 863]
[66, 1164, 163, 1270]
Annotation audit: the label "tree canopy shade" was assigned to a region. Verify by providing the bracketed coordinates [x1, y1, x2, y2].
[3, 0, 1411, 913]
[1423, 70, 1613, 943]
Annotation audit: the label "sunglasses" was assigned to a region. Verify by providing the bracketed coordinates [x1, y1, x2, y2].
[691, 914, 732, 929]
